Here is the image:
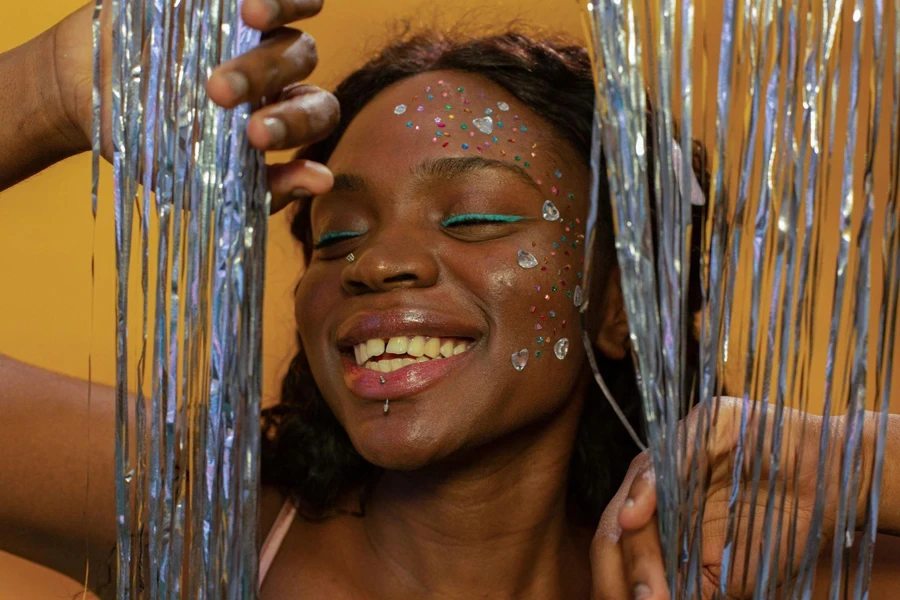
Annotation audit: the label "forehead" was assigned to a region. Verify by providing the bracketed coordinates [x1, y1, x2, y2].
[325, 71, 589, 199]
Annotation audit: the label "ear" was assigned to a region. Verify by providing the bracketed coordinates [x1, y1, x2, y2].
[594, 265, 630, 360]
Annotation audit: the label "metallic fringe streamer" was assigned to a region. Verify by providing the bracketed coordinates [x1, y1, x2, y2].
[582, 0, 898, 597]
[94, 0, 268, 597]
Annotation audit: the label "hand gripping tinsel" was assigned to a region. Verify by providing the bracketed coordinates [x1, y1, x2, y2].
[581, 0, 899, 597]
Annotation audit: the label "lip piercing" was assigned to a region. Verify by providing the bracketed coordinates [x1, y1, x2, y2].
[379, 376, 386, 384]
[346, 253, 356, 262]
[383, 399, 390, 414]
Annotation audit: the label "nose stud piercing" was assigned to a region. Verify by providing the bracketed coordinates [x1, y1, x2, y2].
[346, 253, 356, 262]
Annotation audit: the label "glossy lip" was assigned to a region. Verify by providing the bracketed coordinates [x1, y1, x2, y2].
[343, 349, 475, 400]
[335, 307, 482, 349]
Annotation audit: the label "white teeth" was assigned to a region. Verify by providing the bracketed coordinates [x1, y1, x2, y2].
[367, 339, 385, 359]
[407, 336, 426, 357]
[423, 337, 442, 358]
[354, 336, 473, 368]
[386, 336, 409, 354]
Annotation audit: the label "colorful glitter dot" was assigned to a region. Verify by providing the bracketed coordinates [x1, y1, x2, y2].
[524, 162, 531, 168]
[561, 236, 567, 242]
[553, 242, 559, 249]
[460, 124, 468, 130]
[537, 337, 544, 344]
[536, 324, 543, 331]
[530, 306, 536, 313]
[418, 106, 425, 112]
[514, 155, 521, 161]
[569, 193, 576, 200]
[497, 121, 505, 128]
[536, 351, 543, 358]
[555, 169, 563, 178]
[577, 272, 582, 279]
[436, 131, 443, 137]
[549, 311, 556, 318]
[551, 286, 558, 292]
[552, 186, 559, 196]
[485, 108, 493, 115]
[443, 142, 449, 147]
[462, 143, 470, 150]
[566, 290, 573, 298]
[406, 121, 413, 128]
[425, 86, 432, 92]
[427, 94, 434, 100]
[492, 137, 500, 143]
[457, 87, 465, 92]
[520, 126, 528, 132]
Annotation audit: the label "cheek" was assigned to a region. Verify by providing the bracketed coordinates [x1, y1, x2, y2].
[294, 266, 337, 347]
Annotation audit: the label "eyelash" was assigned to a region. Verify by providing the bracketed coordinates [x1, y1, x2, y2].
[313, 214, 523, 249]
[441, 213, 526, 227]
[313, 230, 367, 249]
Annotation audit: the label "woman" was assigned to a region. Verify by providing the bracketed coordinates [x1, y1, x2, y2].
[1, 1, 898, 598]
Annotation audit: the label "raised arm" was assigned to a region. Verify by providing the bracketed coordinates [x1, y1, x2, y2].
[0, 5, 91, 191]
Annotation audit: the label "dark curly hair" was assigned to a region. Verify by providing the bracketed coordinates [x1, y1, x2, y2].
[260, 30, 706, 528]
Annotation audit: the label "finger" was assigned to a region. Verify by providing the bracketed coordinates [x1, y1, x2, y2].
[621, 515, 670, 600]
[619, 466, 657, 532]
[208, 28, 318, 108]
[247, 84, 339, 151]
[590, 534, 630, 600]
[267, 158, 334, 214]
[241, 0, 324, 32]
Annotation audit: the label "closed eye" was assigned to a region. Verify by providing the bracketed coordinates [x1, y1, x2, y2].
[313, 230, 367, 249]
[441, 213, 527, 227]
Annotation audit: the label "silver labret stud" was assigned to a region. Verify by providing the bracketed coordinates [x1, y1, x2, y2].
[383, 399, 390, 414]
[379, 376, 386, 384]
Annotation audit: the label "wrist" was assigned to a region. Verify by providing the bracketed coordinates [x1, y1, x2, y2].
[46, 9, 93, 155]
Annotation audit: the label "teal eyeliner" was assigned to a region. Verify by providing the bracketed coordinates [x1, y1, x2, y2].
[441, 213, 528, 227]
[314, 230, 367, 249]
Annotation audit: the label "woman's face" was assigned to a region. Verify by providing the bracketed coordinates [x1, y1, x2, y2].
[295, 71, 593, 470]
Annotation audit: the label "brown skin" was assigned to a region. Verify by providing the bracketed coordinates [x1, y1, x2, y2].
[1, 0, 900, 598]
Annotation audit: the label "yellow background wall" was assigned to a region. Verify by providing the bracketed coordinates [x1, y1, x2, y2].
[1, 0, 897, 597]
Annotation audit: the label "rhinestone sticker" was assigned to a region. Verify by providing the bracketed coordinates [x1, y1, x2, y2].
[498, 101, 510, 111]
[573, 285, 583, 307]
[554, 338, 569, 360]
[517, 250, 539, 269]
[542, 200, 560, 222]
[472, 116, 494, 134]
[394, 104, 408, 115]
[511, 349, 529, 371]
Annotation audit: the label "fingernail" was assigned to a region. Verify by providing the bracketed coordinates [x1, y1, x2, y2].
[260, 0, 281, 23]
[634, 583, 652, 599]
[263, 117, 287, 146]
[224, 72, 249, 101]
[291, 188, 311, 199]
[624, 498, 635, 508]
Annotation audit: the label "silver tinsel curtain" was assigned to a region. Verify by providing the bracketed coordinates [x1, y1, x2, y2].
[583, 0, 898, 597]
[99, 0, 897, 597]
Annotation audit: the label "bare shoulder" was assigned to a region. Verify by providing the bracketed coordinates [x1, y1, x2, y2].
[259, 499, 372, 600]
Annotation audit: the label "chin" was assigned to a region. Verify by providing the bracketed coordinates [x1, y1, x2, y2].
[343, 404, 462, 471]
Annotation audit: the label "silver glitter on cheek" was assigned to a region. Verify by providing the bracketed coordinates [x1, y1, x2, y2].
[394, 104, 408, 115]
[542, 200, 561, 222]
[498, 101, 510, 112]
[472, 116, 494, 134]
[573, 285, 583, 307]
[517, 250, 539, 269]
[511, 349, 529, 371]
[554, 338, 569, 360]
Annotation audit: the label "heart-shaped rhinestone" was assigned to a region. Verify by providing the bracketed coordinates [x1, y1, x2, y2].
[511, 349, 529, 372]
[472, 116, 494, 135]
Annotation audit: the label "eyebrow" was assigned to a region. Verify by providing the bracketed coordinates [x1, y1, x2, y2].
[329, 156, 543, 195]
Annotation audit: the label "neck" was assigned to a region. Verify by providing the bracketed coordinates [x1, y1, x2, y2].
[362, 390, 592, 600]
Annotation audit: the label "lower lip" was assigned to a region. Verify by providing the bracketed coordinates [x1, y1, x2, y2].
[342, 350, 473, 401]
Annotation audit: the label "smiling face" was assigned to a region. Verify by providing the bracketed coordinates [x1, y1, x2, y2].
[294, 71, 593, 470]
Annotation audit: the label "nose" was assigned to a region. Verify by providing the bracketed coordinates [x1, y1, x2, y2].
[342, 228, 440, 295]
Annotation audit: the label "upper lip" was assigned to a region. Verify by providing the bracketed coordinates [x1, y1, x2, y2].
[335, 306, 483, 349]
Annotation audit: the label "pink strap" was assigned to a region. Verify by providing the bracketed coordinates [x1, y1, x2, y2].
[258, 500, 297, 590]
